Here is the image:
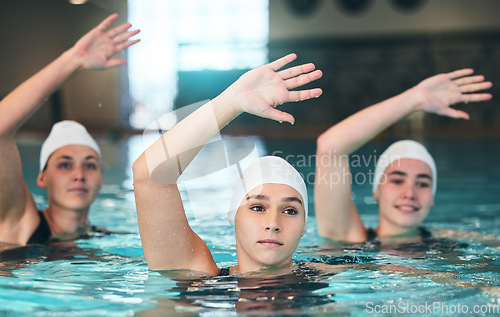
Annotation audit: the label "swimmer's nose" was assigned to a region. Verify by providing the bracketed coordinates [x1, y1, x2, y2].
[266, 225, 281, 232]
[402, 184, 416, 200]
[73, 165, 85, 182]
[265, 211, 281, 232]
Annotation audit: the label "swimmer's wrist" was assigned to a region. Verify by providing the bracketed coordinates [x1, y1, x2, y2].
[212, 90, 245, 118]
[404, 85, 427, 113]
[210, 93, 244, 128]
[60, 47, 87, 74]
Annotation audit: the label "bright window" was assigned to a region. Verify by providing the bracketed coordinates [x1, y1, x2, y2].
[127, 0, 269, 129]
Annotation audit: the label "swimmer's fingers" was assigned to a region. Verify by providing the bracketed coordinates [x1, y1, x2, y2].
[439, 92, 491, 119]
[460, 81, 493, 94]
[447, 68, 474, 79]
[260, 107, 296, 124]
[456, 74, 493, 105]
[439, 107, 470, 120]
[107, 22, 132, 38]
[113, 37, 141, 53]
[95, 13, 119, 32]
[279, 63, 316, 80]
[284, 69, 323, 90]
[268, 53, 298, 71]
[102, 58, 128, 68]
[287, 88, 323, 103]
[462, 92, 493, 103]
[454, 75, 487, 86]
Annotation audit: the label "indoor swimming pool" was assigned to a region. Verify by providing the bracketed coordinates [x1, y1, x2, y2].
[1, 134, 499, 316]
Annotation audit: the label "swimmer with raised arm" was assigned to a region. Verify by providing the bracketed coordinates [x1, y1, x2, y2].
[315, 69, 492, 244]
[133, 54, 324, 276]
[0, 14, 140, 247]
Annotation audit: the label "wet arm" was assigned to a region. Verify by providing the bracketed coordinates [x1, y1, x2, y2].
[433, 228, 500, 247]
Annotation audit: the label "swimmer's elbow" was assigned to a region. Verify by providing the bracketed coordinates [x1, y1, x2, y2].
[317, 131, 353, 158]
[316, 133, 343, 158]
[132, 154, 149, 184]
[316, 133, 331, 156]
[317, 222, 367, 243]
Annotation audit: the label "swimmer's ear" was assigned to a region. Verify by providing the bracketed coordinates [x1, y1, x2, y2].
[37, 172, 47, 189]
[373, 187, 380, 201]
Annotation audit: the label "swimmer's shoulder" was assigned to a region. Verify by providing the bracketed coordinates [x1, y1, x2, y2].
[432, 228, 500, 246]
[90, 225, 129, 236]
[302, 261, 352, 275]
[49, 225, 130, 242]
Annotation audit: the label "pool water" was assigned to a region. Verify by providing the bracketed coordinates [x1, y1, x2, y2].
[1, 135, 499, 316]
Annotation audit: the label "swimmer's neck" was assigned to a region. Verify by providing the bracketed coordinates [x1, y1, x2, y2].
[43, 206, 90, 236]
[375, 225, 421, 242]
[230, 261, 294, 276]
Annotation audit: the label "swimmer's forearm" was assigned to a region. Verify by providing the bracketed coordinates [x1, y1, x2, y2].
[138, 95, 243, 185]
[0, 49, 84, 136]
[317, 87, 423, 156]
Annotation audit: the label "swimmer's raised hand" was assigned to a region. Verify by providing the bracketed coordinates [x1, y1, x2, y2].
[71, 13, 140, 70]
[413, 69, 492, 119]
[221, 53, 323, 124]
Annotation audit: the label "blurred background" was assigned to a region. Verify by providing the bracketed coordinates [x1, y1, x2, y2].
[1, 0, 499, 139]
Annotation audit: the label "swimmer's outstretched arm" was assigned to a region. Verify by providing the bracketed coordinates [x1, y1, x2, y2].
[0, 14, 139, 245]
[315, 70, 492, 242]
[133, 54, 322, 274]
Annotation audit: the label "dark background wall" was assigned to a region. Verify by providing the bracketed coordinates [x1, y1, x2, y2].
[0, 0, 127, 131]
[1, 0, 499, 138]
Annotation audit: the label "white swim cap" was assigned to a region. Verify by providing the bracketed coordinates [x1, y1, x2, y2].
[39, 120, 101, 172]
[228, 156, 308, 226]
[373, 140, 437, 196]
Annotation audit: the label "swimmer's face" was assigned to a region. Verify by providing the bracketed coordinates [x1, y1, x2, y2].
[37, 145, 102, 212]
[374, 159, 434, 235]
[234, 183, 305, 273]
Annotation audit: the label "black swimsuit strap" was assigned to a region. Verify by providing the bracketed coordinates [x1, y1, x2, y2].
[366, 226, 431, 242]
[418, 227, 432, 238]
[218, 267, 230, 276]
[27, 210, 52, 244]
[366, 228, 378, 242]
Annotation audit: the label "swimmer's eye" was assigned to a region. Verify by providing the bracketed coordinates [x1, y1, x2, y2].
[283, 208, 298, 216]
[86, 163, 98, 170]
[250, 205, 265, 212]
[390, 178, 404, 185]
[417, 181, 431, 188]
[58, 162, 72, 170]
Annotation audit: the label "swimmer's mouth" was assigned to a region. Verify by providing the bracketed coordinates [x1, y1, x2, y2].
[395, 204, 419, 212]
[69, 187, 89, 193]
[258, 239, 283, 246]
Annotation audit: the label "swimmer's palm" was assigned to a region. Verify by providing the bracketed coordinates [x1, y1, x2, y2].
[74, 27, 125, 70]
[72, 14, 137, 70]
[416, 73, 469, 119]
[74, 34, 118, 70]
[238, 65, 295, 123]
[234, 57, 322, 124]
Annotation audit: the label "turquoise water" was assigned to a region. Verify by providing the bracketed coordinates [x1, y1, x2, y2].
[1, 135, 499, 316]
